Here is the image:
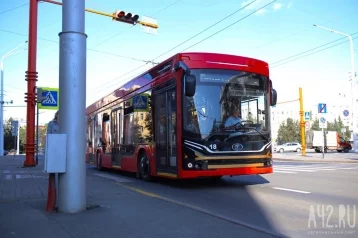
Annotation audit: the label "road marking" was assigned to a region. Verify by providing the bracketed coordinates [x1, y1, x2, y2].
[272, 187, 311, 194]
[115, 182, 289, 238]
[275, 168, 317, 172]
[273, 170, 296, 174]
[4, 175, 12, 180]
[93, 173, 134, 183]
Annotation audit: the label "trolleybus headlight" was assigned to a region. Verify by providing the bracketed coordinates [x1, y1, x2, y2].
[188, 163, 193, 168]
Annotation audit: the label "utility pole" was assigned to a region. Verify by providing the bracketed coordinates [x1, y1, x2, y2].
[313, 24, 357, 153]
[23, 0, 39, 167]
[299, 87, 306, 156]
[57, 0, 87, 213]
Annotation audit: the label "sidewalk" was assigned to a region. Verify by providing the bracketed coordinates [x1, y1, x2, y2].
[273, 151, 358, 163]
[0, 156, 276, 238]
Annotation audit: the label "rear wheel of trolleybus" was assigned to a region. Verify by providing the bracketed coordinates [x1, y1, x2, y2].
[96, 153, 102, 171]
[138, 151, 152, 182]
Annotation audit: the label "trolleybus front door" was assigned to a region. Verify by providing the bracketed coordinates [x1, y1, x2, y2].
[154, 87, 177, 176]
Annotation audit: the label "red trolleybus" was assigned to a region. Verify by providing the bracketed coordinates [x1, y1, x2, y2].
[86, 52, 277, 181]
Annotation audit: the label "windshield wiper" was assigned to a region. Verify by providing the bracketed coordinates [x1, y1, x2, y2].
[244, 126, 269, 141]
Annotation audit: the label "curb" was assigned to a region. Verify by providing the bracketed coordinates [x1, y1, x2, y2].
[273, 158, 358, 164]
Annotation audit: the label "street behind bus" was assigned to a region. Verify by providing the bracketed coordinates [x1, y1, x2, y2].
[1, 155, 357, 238]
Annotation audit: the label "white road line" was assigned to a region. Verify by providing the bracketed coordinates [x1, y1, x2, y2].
[4, 175, 12, 180]
[273, 170, 296, 174]
[275, 166, 338, 169]
[274, 168, 317, 172]
[272, 187, 311, 194]
[93, 173, 134, 183]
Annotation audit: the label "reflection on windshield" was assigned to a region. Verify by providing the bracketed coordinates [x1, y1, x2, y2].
[183, 69, 271, 152]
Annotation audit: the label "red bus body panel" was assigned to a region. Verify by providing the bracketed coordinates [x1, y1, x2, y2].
[85, 52, 273, 179]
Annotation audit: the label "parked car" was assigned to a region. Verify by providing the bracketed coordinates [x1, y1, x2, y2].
[274, 142, 302, 153]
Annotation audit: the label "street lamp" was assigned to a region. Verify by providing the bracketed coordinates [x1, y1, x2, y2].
[313, 24, 357, 153]
[0, 41, 28, 156]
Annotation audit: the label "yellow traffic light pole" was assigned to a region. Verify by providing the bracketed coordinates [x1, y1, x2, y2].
[276, 87, 306, 156]
[40, 0, 159, 29]
[299, 87, 306, 156]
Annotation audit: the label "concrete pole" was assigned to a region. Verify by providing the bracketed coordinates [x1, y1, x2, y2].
[0, 64, 3, 157]
[57, 0, 87, 213]
[17, 125, 20, 155]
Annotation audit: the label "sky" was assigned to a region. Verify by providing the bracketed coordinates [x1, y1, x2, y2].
[0, 0, 357, 125]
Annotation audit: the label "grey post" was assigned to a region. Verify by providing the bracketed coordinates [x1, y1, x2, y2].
[57, 0, 87, 213]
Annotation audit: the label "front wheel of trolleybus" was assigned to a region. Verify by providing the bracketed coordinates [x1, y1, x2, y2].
[138, 152, 152, 181]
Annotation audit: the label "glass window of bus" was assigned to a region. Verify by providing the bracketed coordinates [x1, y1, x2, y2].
[183, 69, 270, 145]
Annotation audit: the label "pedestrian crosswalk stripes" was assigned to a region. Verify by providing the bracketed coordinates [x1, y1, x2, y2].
[273, 164, 358, 174]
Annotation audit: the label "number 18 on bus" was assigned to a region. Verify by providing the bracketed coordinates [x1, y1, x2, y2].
[85, 52, 278, 181]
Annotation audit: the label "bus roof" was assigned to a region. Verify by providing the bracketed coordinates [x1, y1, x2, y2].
[86, 52, 269, 115]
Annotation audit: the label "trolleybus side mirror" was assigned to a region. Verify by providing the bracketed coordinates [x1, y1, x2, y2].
[271, 89, 277, 106]
[184, 75, 196, 97]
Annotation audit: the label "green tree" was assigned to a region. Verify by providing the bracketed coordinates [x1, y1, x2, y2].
[310, 116, 351, 140]
[277, 118, 301, 144]
[311, 118, 319, 130]
[19, 125, 26, 154]
[4, 118, 16, 151]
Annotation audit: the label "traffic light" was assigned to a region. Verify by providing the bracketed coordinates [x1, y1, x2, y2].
[113, 10, 139, 24]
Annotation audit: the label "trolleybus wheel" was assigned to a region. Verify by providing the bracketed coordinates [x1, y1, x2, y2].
[139, 152, 152, 182]
[96, 153, 102, 171]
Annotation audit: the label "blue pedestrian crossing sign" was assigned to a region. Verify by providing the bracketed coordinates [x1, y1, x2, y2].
[318, 103, 327, 113]
[304, 111, 311, 121]
[38, 87, 59, 110]
[131, 94, 148, 112]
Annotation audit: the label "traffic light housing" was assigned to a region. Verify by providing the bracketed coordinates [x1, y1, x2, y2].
[113, 10, 139, 24]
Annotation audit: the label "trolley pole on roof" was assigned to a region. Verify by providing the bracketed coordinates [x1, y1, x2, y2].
[57, 0, 87, 213]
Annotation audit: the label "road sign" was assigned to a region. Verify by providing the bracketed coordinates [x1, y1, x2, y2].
[131, 94, 148, 111]
[37, 87, 59, 110]
[319, 116, 327, 129]
[305, 121, 310, 130]
[304, 111, 311, 121]
[318, 103, 327, 113]
[11, 120, 19, 136]
[343, 109, 349, 117]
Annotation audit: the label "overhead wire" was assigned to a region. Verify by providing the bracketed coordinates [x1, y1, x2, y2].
[88, 0, 183, 50]
[270, 32, 358, 66]
[271, 35, 358, 68]
[179, 0, 277, 53]
[96, 0, 266, 92]
[151, 0, 259, 62]
[0, 28, 154, 64]
[0, 2, 29, 15]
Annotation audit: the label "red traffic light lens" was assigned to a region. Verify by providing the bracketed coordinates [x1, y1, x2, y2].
[117, 11, 125, 18]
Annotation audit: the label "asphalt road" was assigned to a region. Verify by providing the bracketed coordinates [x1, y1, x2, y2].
[89, 161, 358, 238]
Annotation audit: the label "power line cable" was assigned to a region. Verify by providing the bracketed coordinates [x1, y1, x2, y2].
[89, 0, 183, 49]
[96, 0, 263, 91]
[179, 0, 277, 53]
[0, 28, 154, 64]
[270, 31, 358, 66]
[150, 0, 259, 61]
[271, 35, 358, 68]
[0, 2, 29, 15]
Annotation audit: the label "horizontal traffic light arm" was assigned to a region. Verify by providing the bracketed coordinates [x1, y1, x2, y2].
[40, 0, 158, 29]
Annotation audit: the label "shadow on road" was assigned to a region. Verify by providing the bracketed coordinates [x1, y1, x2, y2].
[93, 166, 283, 237]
